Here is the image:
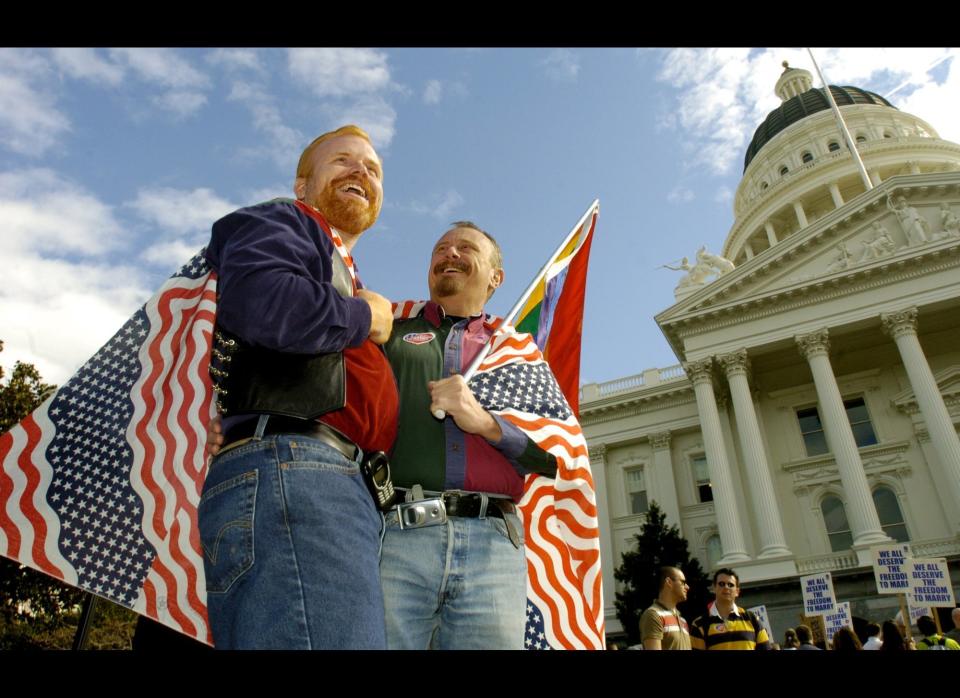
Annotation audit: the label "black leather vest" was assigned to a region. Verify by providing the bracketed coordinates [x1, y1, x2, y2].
[210, 242, 355, 420]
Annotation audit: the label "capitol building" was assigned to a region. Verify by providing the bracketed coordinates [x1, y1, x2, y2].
[580, 63, 960, 638]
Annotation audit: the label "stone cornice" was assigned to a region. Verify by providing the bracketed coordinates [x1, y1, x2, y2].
[664, 244, 960, 356]
[580, 389, 696, 426]
[657, 173, 960, 359]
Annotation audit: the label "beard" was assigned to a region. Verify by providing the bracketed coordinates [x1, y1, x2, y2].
[315, 176, 381, 235]
[431, 261, 470, 298]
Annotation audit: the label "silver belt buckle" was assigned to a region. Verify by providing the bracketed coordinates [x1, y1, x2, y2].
[397, 497, 447, 530]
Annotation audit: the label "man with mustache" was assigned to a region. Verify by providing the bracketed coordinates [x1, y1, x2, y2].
[200, 125, 398, 649]
[378, 222, 562, 649]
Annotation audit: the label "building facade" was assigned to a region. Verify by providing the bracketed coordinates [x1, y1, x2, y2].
[582, 65, 960, 639]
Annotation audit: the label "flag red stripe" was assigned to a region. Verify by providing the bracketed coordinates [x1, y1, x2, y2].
[543, 214, 595, 416]
[532, 500, 594, 649]
[557, 465, 595, 491]
[0, 432, 21, 557]
[143, 578, 158, 618]
[17, 415, 62, 579]
[521, 481, 572, 648]
[553, 482, 597, 518]
[500, 413, 582, 435]
[522, 482, 593, 648]
[553, 509, 599, 540]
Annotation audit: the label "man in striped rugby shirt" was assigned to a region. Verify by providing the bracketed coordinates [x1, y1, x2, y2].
[690, 568, 770, 650]
[640, 566, 692, 650]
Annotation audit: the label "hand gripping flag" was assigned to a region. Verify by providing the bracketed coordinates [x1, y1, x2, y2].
[0, 253, 218, 644]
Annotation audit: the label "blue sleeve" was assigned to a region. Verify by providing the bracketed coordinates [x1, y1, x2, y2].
[207, 201, 371, 353]
[489, 414, 558, 477]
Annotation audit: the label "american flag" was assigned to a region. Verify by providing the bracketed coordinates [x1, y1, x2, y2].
[394, 300, 604, 650]
[0, 252, 217, 644]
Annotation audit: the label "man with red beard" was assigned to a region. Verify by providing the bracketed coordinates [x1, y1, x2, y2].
[199, 125, 398, 649]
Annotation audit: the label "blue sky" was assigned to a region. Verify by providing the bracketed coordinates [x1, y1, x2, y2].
[1, 47, 957, 387]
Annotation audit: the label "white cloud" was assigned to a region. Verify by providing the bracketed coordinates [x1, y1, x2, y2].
[50, 48, 124, 85]
[332, 96, 397, 149]
[714, 186, 733, 204]
[0, 168, 150, 384]
[0, 50, 70, 156]
[541, 49, 580, 83]
[225, 80, 303, 172]
[287, 48, 391, 97]
[130, 186, 238, 234]
[140, 239, 207, 268]
[666, 185, 695, 204]
[109, 48, 210, 118]
[424, 79, 443, 105]
[409, 189, 464, 219]
[206, 48, 264, 74]
[656, 47, 960, 176]
[0, 169, 124, 255]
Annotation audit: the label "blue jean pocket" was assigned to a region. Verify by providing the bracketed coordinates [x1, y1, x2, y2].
[198, 470, 258, 594]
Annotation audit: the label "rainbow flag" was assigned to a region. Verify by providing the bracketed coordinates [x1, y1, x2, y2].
[514, 201, 597, 416]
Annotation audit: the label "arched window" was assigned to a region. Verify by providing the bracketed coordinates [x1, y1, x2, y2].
[802, 151, 814, 163]
[828, 141, 841, 152]
[873, 487, 909, 542]
[856, 134, 867, 144]
[706, 535, 722, 572]
[780, 165, 790, 176]
[821, 495, 853, 551]
[760, 181, 769, 190]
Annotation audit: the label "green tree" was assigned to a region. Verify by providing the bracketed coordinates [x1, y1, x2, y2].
[0, 341, 138, 648]
[613, 501, 711, 644]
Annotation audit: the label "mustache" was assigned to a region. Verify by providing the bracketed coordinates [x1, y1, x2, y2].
[433, 261, 470, 275]
[332, 175, 376, 201]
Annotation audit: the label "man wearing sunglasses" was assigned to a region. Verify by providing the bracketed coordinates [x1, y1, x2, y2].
[639, 566, 692, 650]
[690, 568, 770, 650]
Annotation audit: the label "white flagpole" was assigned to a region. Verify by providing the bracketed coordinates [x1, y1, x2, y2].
[432, 199, 599, 419]
[806, 48, 873, 191]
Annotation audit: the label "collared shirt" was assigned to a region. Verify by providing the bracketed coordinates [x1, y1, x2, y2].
[384, 301, 557, 498]
[690, 602, 770, 650]
[862, 635, 883, 650]
[639, 599, 691, 650]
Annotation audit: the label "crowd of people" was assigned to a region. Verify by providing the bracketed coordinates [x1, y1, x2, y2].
[634, 567, 960, 651]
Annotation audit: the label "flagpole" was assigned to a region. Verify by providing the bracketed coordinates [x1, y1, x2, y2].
[806, 48, 873, 191]
[432, 199, 599, 419]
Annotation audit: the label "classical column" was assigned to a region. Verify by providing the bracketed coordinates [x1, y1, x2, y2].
[881, 308, 960, 525]
[765, 221, 778, 247]
[588, 444, 618, 621]
[795, 329, 888, 546]
[869, 170, 882, 187]
[648, 431, 681, 529]
[683, 358, 750, 563]
[793, 201, 808, 228]
[828, 182, 844, 208]
[744, 242, 754, 260]
[719, 349, 792, 558]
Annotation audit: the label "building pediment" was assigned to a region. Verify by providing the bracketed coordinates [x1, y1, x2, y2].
[892, 364, 960, 416]
[656, 173, 960, 356]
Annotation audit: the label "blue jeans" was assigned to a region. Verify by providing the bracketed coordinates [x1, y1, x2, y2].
[380, 507, 527, 649]
[198, 434, 386, 649]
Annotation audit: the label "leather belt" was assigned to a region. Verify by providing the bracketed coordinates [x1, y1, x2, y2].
[392, 489, 521, 547]
[223, 415, 360, 462]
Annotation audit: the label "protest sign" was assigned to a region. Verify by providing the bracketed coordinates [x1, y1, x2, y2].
[872, 543, 911, 594]
[801, 572, 836, 615]
[908, 557, 955, 607]
[822, 601, 853, 644]
[748, 605, 773, 644]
